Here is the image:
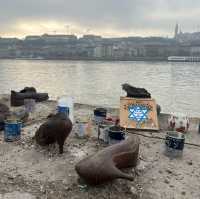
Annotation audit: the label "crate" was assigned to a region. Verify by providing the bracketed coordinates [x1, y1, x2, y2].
[120, 97, 159, 130]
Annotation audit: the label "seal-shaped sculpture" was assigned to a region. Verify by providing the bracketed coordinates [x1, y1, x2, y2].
[75, 135, 139, 185]
[35, 112, 72, 154]
[122, 83, 151, 98]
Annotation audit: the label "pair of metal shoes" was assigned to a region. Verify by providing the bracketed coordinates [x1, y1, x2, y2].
[11, 87, 49, 106]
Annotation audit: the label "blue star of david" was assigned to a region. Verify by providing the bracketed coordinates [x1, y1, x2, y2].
[128, 105, 149, 123]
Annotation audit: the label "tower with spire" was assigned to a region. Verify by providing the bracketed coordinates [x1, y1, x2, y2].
[174, 23, 179, 39]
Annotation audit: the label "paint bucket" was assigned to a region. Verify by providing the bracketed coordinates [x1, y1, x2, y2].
[108, 126, 125, 145]
[98, 124, 112, 143]
[94, 108, 107, 123]
[77, 121, 92, 138]
[24, 99, 36, 113]
[165, 131, 185, 157]
[58, 106, 69, 117]
[168, 113, 189, 133]
[4, 120, 22, 142]
[57, 96, 74, 122]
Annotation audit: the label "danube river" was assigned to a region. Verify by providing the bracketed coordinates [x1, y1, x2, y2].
[0, 59, 199, 117]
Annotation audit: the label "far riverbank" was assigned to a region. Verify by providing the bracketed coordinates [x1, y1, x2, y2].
[0, 56, 168, 61]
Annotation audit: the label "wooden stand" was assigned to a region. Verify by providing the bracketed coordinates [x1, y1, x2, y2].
[120, 97, 159, 131]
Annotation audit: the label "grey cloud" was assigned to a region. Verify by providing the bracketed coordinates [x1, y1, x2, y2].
[0, 0, 199, 36]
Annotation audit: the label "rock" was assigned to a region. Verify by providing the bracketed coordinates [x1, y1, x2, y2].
[164, 178, 170, 184]
[130, 186, 138, 198]
[181, 191, 186, 195]
[165, 168, 173, 174]
[136, 160, 151, 173]
[187, 160, 193, 165]
[152, 176, 157, 181]
[40, 185, 45, 193]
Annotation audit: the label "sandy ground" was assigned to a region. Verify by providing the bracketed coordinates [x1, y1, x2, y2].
[0, 95, 200, 199]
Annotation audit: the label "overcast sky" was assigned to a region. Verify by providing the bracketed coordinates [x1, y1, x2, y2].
[1, 0, 200, 38]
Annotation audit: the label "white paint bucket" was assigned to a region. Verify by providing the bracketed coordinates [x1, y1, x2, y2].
[77, 121, 92, 138]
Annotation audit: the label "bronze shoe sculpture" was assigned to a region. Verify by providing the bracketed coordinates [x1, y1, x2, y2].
[11, 87, 49, 106]
[35, 112, 72, 154]
[75, 135, 140, 185]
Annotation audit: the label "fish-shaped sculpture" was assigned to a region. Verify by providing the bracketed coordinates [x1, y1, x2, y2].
[75, 135, 139, 185]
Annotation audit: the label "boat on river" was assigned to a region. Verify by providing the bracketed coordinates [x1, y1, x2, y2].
[168, 56, 200, 62]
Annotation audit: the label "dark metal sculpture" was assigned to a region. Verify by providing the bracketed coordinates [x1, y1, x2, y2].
[35, 112, 72, 154]
[75, 136, 140, 185]
[10, 87, 49, 107]
[20, 87, 37, 93]
[122, 83, 151, 98]
[122, 83, 161, 115]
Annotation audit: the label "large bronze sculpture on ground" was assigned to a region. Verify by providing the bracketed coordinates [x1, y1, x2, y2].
[35, 112, 72, 154]
[75, 136, 140, 185]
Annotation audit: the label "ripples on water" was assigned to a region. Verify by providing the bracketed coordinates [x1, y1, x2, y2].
[0, 59, 199, 117]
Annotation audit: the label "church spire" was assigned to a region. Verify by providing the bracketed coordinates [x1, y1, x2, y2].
[174, 23, 179, 39]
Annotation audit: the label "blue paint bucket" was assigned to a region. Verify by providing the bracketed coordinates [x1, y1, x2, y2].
[94, 108, 107, 123]
[57, 106, 69, 117]
[165, 131, 185, 157]
[4, 120, 22, 142]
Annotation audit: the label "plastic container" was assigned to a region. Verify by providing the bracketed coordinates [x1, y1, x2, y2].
[108, 126, 125, 145]
[168, 112, 189, 133]
[98, 125, 112, 143]
[77, 121, 92, 138]
[4, 120, 22, 142]
[24, 99, 36, 113]
[94, 108, 107, 124]
[58, 96, 74, 123]
[165, 131, 185, 158]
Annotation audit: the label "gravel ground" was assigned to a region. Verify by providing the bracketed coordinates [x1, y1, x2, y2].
[0, 95, 200, 199]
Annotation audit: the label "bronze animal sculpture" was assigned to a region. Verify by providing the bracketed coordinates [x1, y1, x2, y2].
[35, 112, 72, 154]
[122, 83, 161, 115]
[75, 135, 140, 185]
[122, 83, 151, 98]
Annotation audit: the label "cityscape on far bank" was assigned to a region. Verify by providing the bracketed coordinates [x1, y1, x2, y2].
[1, 24, 200, 61]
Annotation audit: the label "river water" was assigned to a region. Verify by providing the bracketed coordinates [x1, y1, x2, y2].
[0, 59, 199, 117]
